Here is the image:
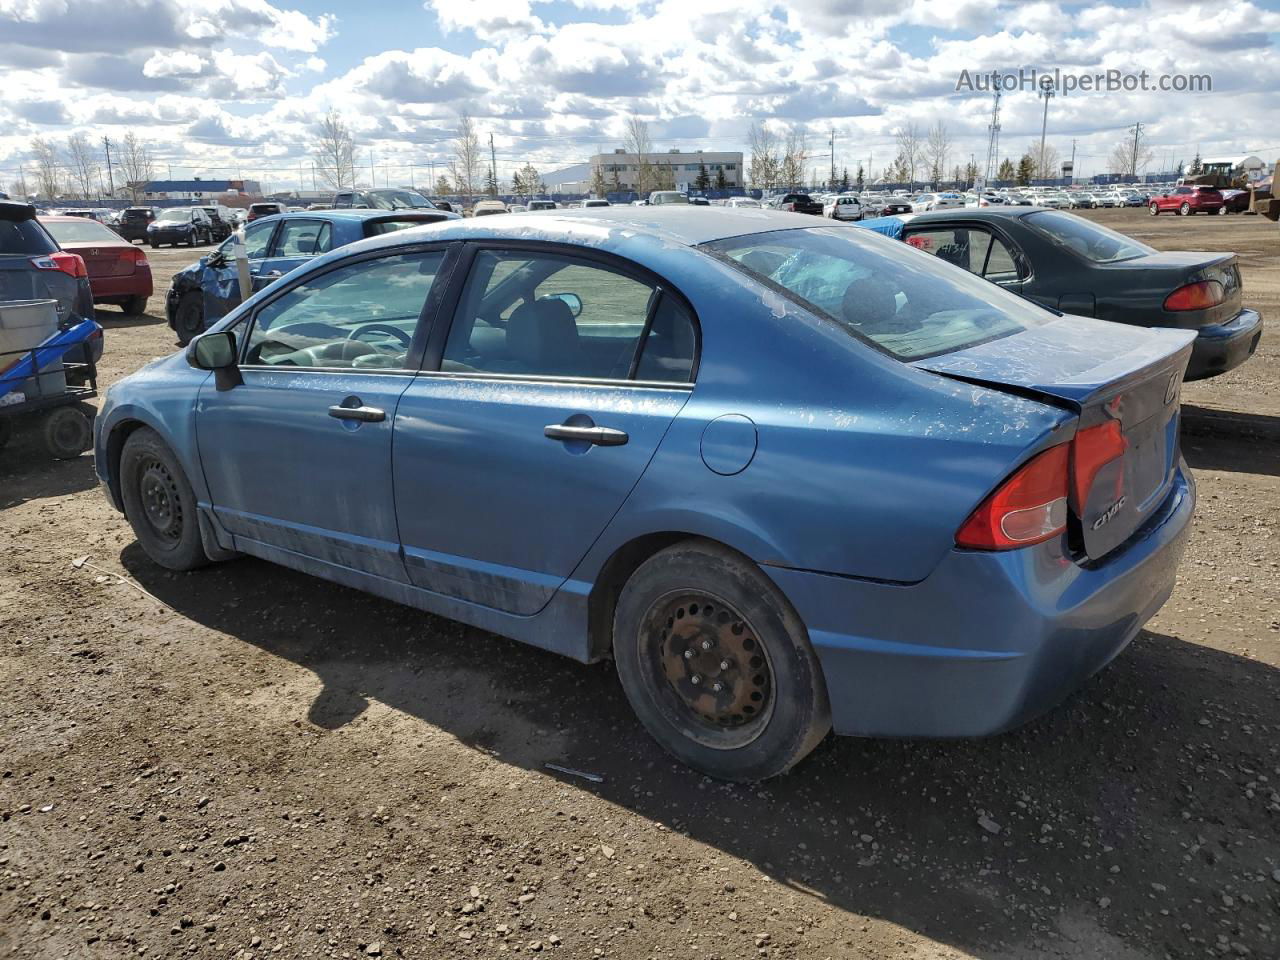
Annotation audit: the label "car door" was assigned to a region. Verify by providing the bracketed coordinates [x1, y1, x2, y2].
[903, 222, 1027, 297]
[196, 244, 454, 581]
[392, 244, 698, 615]
[201, 218, 279, 323]
[254, 218, 334, 287]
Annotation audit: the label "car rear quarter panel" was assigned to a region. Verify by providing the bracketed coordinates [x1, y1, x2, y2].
[574, 244, 1074, 586]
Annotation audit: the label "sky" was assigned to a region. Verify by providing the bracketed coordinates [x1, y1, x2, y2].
[1, 0, 1279, 194]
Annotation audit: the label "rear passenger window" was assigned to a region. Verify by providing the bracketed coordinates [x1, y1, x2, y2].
[274, 220, 328, 257]
[441, 250, 695, 382]
[905, 227, 1022, 282]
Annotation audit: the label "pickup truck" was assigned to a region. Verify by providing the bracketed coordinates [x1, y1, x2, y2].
[778, 193, 823, 215]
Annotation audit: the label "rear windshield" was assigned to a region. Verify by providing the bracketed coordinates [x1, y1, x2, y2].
[365, 219, 433, 237]
[42, 218, 121, 244]
[0, 217, 57, 255]
[122, 209, 152, 219]
[368, 190, 436, 210]
[702, 226, 1052, 361]
[251, 204, 279, 213]
[1023, 210, 1153, 263]
[156, 208, 192, 222]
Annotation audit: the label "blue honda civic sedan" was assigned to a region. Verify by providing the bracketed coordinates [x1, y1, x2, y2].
[94, 208, 1197, 780]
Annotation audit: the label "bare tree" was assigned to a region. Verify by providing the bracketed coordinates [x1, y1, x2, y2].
[925, 122, 951, 185]
[65, 132, 98, 200]
[30, 137, 62, 200]
[590, 165, 607, 198]
[450, 112, 483, 202]
[5, 167, 31, 200]
[623, 116, 653, 198]
[747, 121, 779, 191]
[1028, 141, 1061, 180]
[780, 129, 807, 189]
[118, 131, 155, 203]
[893, 122, 922, 188]
[1108, 128, 1154, 176]
[313, 109, 356, 191]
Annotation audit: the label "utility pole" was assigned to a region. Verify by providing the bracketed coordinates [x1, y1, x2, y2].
[1129, 121, 1143, 178]
[489, 133, 497, 193]
[102, 136, 114, 197]
[829, 126, 835, 188]
[369, 149, 375, 188]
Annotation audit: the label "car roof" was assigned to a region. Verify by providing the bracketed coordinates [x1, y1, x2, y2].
[906, 206, 1049, 223]
[258, 209, 442, 223]
[365, 206, 830, 249]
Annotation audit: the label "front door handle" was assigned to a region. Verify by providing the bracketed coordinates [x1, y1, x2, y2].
[329, 404, 385, 422]
[544, 424, 629, 446]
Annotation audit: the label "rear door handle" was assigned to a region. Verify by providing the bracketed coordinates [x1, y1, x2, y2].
[544, 424, 629, 446]
[329, 405, 385, 422]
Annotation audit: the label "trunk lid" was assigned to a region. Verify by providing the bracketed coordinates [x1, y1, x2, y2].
[914, 315, 1195, 562]
[1100, 250, 1242, 328]
[62, 242, 137, 279]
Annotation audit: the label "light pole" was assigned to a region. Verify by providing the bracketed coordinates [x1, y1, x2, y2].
[1038, 77, 1054, 181]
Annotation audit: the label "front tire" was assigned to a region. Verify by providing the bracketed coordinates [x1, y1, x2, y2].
[120, 427, 208, 571]
[1217, 206, 1228, 215]
[173, 292, 204, 346]
[612, 540, 831, 781]
[1179, 202, 1191, 216]
[1149, 203, 1159, 215]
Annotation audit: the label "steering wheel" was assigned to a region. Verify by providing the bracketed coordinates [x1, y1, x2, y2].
[348, 322, 413, 347]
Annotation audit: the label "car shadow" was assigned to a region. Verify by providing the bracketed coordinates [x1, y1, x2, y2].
[1182, 430, 1280, 478]
[0, 447, 98, 509]
[121, 544, 1280, 959]
[95, 310, 166, 330]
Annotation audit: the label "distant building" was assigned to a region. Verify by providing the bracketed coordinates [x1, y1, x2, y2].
[142, 178, 262, 201]
[592, 149, 743, 192]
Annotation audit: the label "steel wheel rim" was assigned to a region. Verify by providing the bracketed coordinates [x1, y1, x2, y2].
[138, 458, 183, 544]
[639, 590, 775, 750]
[50, 414, 84, 451]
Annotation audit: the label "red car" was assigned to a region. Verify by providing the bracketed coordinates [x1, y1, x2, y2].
[41, 215, 153, 315]
[1149, 185, 1224, 216]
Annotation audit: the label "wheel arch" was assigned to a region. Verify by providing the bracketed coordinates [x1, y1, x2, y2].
[585, 531, 801, 662]
[103, 417, 151, 512]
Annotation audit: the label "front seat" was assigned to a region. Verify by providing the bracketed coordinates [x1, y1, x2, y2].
[504, 298, 589, 377]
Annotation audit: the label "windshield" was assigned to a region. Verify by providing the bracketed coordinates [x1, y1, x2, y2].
[156, 208, 191, 222]
[368, 189, 436, 210]
[42, 218, 120, 244]
[1024, 210, 1153, 263]
[702, 226, 1053, 361]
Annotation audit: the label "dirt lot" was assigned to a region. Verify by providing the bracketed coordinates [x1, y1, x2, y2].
[2, 211, 1278, 960]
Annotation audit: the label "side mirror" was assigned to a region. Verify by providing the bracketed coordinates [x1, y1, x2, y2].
[188, 331, 242, 390]
[539, 292, 583, 317]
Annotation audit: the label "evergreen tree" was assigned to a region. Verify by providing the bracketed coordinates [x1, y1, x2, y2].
[997, 157, 1016, 182]
[591, 166, 607, 198]
[840, 167, 850, 191]
[435, 174, 452, 195]
[855, 164, 864, 190]
[695, 162, 711, 191]
[1016, 153, 1034, 186]
[1189, 151, 1202, 175]
[714, 168, 726, 189]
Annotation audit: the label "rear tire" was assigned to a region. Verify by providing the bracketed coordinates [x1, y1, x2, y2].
[1217, 206, 1228, 215]
[174, 292, 204, 346]
[612, 540, 831, 781]
[122, 294, 148, 316]
[41, 405, 92, 459]
[120, 427, 208, 571]
[149, 240, 158, 248]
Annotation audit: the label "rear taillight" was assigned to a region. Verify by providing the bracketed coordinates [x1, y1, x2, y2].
[1071, 419, 1127, 506]
[30, 251, 88, 278]
[128, 248, 149, 266]
[956, 443, 1070, 550]
[1164, 280, 1224, 311]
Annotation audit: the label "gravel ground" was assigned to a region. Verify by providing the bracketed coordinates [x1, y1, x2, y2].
[1, 210, 1278, 960]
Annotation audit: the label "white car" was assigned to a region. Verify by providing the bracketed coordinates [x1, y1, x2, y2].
[823, 195, 863, 221]
[648, 191, 689, 205]
[526, 200, 557, 211]
[725, 197, 761, 208]
[508, 203, 527, 213]
[582, 198, 611, 208]
[910, 192, 964, 212]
